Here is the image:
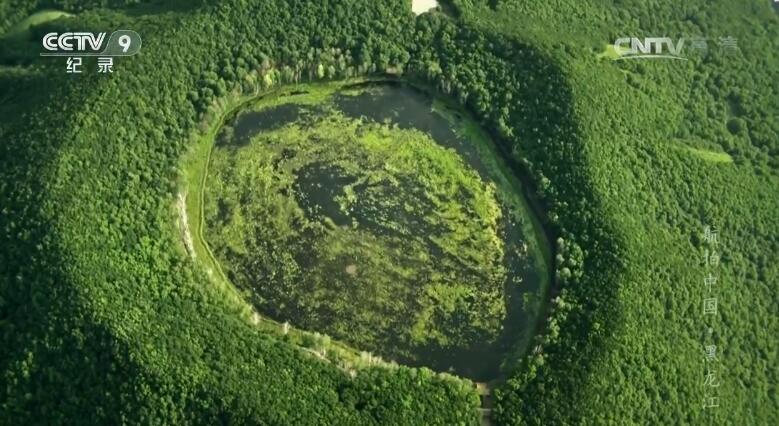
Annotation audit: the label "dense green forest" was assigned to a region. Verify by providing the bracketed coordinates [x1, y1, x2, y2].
[1, 0, 777, 424]
[445, 0, 779, 424]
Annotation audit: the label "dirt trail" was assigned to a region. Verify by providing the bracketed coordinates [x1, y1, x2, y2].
[177, 191, 196, 259]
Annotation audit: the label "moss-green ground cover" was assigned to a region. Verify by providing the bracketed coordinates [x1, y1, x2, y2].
[201, 84, 548, 378]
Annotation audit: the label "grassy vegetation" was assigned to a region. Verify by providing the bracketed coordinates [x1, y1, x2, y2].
[195, 83, 547, 379]
[182, 80, 369, 285]
[595, 43, 625, 60]
[680, 145, 735, 164]
[180, 80, 421, 373]
[3, 9, 72, 38]
[431, 97, 552, 280]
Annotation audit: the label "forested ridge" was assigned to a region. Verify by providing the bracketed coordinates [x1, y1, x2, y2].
[448, 0, 779, 424]
[1, 0, 777, 425]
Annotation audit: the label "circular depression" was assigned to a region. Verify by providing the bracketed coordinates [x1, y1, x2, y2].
[202, 82, 550, 381]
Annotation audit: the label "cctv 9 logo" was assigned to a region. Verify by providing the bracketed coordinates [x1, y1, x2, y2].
[41, 30, 141, 56]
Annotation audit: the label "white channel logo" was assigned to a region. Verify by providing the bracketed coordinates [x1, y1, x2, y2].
[612, 37, 686, 61]
[41, 30, 141, 56]
[43, 32, 106, 52]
